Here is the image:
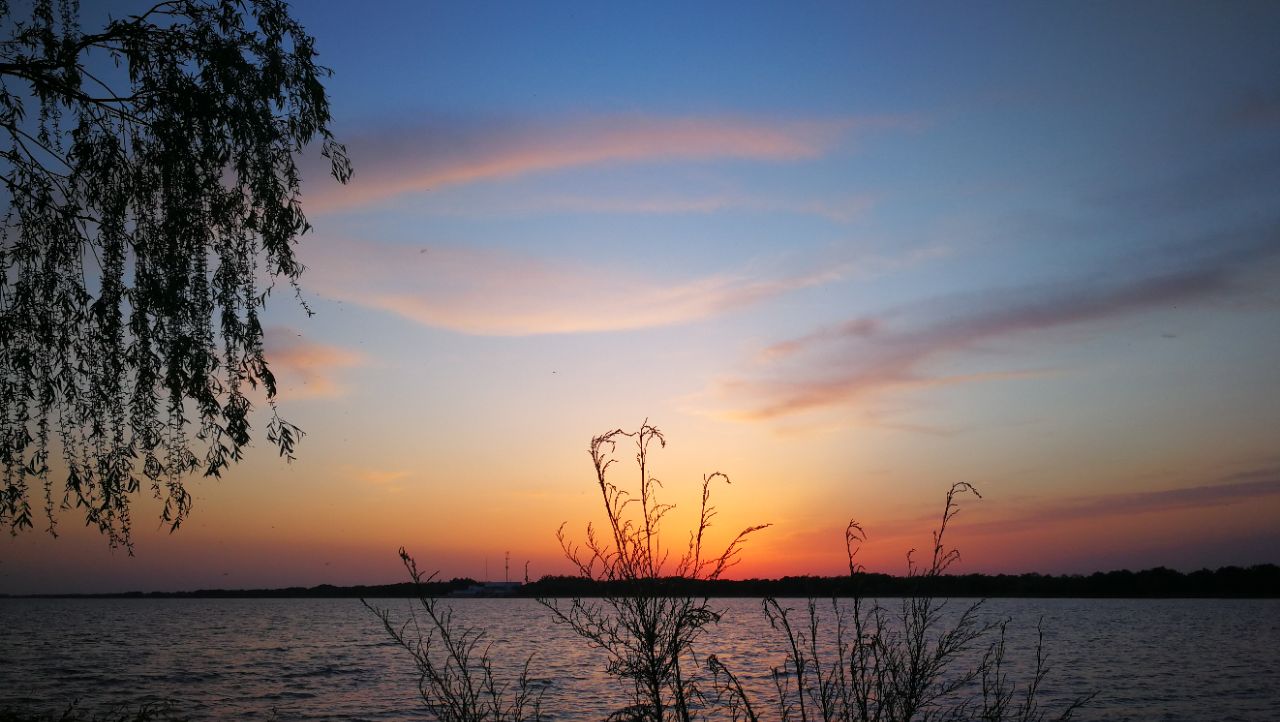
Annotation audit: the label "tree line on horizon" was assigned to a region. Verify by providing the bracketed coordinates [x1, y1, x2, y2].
[2, 2, 1267, 719]
[15, 562, 1277, 599]
[524, 563, 1280, 599]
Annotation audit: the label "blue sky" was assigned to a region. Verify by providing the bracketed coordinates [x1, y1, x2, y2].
[4, 0, 1278, 593]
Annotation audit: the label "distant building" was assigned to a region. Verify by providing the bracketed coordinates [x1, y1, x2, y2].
[449, 581, 522, 597]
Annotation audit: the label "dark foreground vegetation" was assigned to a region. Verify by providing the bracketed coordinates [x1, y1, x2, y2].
[364, 422, 1098, 722]
[16, 426, 1274, 721]
[0, 704, 190, 722]
[10, 564, 1277, 599]
[524, 563, 1280, 599]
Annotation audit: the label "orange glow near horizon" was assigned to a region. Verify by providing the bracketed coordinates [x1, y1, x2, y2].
[6, 3, 1280, 595]
[8, 426, 1276, 594]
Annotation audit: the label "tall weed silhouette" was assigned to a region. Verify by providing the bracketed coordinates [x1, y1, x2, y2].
[364, 550, 543, 722]
[372, 423, 1091, 721]
[540, 421, 769, 721]
[712, 484, 1093, 721]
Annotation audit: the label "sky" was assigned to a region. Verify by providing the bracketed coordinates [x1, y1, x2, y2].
[4, 1, 1280, 594]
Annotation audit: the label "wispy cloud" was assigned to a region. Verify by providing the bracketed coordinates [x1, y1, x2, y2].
[307, 114, 910, 211]
[524, 192, 876, 223]
[1091, 146, 1280, 218]
[1222, 89, 1280, 130]
[264, 328, 366, 399]
[710, 227, 1280, 422]
[307, 241, 849, 336]
[387, 187, 877, 224]
[783, 465, 1280, 566]
[960, 465, 1280, 536]
[347, 466, 411, 487]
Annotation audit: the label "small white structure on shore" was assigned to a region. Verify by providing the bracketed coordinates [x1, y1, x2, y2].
[450, 581, 522, 597]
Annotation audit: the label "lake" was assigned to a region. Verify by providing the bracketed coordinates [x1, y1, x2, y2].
[2, 597, 1277, 720]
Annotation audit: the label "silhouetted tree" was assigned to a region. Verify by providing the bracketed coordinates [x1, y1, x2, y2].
[0, 0, 350, 548]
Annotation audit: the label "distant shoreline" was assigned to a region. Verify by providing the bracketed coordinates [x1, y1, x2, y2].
[5, 563, 1277, 599]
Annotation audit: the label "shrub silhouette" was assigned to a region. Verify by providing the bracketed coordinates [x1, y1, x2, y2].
[710, 483, 1094, 721]
[373, 423, 1091, 721]
[0, 703, 190, 722]
[364, 550, 543, 722]
[539, 421, 769, 721]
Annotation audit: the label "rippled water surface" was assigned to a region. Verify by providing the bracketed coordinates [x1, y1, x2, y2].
[2, 597, 1278, 720]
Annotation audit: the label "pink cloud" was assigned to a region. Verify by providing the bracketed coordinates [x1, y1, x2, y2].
[306, 114, 907, 211]
[376, 190, 877, 224]
[306, 240, 847, 336]
[709, 230, 1280, 422]
[264, 329, 365, 399]
[957, 466, 1280, 537]
[527, 192, 877, 223]
[344, 465, 411, 491]
[1224, 89, 1280, 130]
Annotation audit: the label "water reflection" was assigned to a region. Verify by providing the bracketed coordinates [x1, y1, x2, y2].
[1, 597, 1277, 720]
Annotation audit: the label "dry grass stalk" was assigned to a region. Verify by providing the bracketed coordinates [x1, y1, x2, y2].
[540, 421, 769, 721]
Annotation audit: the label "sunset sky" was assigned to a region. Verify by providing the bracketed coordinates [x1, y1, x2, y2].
[4, 1, 1279, 594]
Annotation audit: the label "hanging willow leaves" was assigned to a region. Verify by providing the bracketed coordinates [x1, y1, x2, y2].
[0, 0, 351, 548]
